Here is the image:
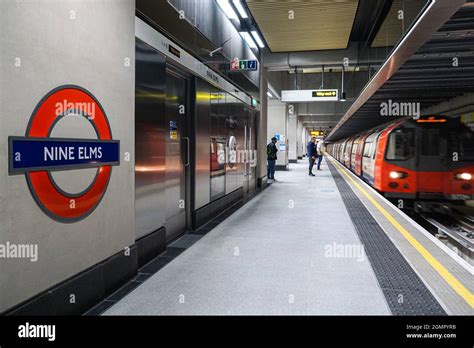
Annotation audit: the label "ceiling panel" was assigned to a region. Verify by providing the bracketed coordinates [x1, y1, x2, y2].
[371, 0, 428, 48]
[246, 0, 359, 52]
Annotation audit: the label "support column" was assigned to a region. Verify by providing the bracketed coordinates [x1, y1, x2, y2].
[257, 67, 268, 186]
[296, 119, 304, 159]
[267, 99, 288, 171]
[303, 127, 309, 158]
[288, 109, 297, 163]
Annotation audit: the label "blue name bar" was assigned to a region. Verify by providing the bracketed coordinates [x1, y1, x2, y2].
[9, 137, 120, 174]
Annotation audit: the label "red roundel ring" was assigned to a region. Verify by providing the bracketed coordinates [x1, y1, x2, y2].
[25, 85, 114, 223]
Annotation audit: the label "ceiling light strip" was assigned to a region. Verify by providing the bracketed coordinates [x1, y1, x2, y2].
[240, 31, 257, 49]
[232, 0, 248, 18]
[217, 0, 238, 20]
[251, 31, 265, 48]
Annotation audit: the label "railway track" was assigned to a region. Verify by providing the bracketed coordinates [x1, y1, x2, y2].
[413, 207, 474, 265]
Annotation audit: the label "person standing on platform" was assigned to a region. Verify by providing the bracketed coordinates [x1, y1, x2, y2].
[306, 137, 317, 176]
[267, 137, 278, 182]
[316, 140, 324, 170]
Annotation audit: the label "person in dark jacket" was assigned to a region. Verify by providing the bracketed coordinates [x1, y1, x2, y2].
[306, 137, 317, 176]
[267, 137, 278, 182]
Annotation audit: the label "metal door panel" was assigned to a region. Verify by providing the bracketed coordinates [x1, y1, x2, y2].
[236, 104, 246, 190]
[225, 94, 238, 194]
[165, 69, 187, 241]
[194, 78, 211, 209]
[210, 86, 226, 201]
[248, 111, 257, 193]
[135, 39, 166, 239]
[243, 121, 249, 195]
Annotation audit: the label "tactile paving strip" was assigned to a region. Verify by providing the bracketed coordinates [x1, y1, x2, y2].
[327, 161, 446, 315]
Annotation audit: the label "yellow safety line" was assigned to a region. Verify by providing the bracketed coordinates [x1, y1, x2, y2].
[329, 156, 474, 308]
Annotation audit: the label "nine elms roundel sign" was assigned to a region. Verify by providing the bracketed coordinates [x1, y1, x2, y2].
[8, 85, 120, 223]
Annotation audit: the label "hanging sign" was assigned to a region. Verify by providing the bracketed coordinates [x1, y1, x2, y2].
[282, 89, 339, 102]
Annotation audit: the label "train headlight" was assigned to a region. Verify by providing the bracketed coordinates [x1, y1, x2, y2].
[455, 173, 472, 180]
[389, 171, 408, 179]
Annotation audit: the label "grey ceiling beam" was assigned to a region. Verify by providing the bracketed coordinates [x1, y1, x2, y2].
[262, 43, 386, 71]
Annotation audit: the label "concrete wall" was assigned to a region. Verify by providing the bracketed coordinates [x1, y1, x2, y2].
[303, 127, 310, 157]
[0, 0, 135, 312]
[267, 100, 288, 169]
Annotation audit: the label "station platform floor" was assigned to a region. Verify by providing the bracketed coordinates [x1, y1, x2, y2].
[100, 157, 473, 316]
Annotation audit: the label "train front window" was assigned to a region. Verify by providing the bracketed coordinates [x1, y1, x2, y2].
[421, 129, 440, 156]
[450, 128, 474, 161]
[386, 128, 414, 160]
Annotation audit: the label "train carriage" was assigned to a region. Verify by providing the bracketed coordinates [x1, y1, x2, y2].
[327, 115, 474, 212]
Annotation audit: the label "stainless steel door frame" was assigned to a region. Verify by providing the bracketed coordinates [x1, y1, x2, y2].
[243, 122, 249, 195]
[242, 108, 257, 195]
[194, 78, 212, 210]
[248, 110, 257, 193]
[164, 66, 190, 242]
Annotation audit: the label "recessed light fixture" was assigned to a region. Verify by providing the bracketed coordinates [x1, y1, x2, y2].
[232, 0, 248, 18]
[251, 31, 265, 48]
[217, 0, 238, 20]
[267, 91, 273, 98]
[239, 31, 257, 49]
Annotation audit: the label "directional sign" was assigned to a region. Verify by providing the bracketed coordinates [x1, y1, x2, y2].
[282, 89, 339, 102]
[230, 59, 258, 71]
[311, 131, 325, 136]
[312, 90, 337, 98]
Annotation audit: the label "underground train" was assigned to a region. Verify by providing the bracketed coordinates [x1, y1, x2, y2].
[326, 115, 474, 213]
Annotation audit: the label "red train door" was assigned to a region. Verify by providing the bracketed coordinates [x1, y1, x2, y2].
[416, 125, 448, 197]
